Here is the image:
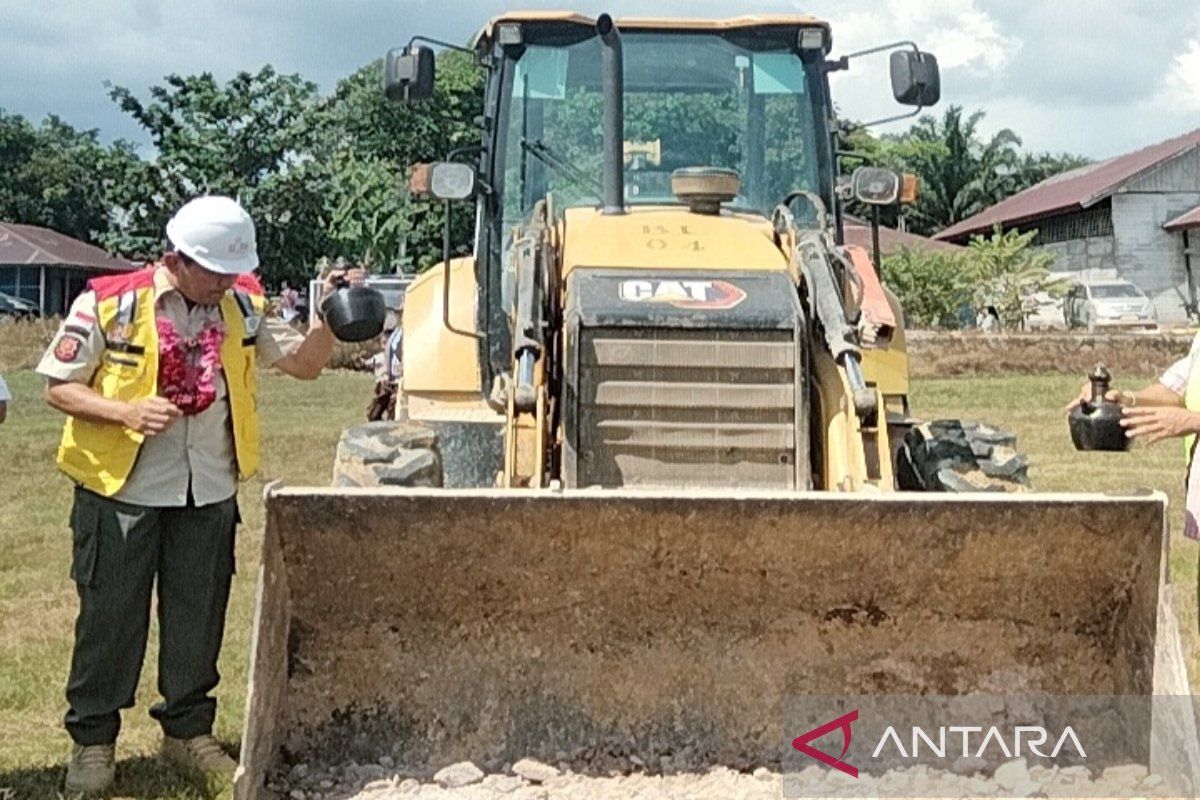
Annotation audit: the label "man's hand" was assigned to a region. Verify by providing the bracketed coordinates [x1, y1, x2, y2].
[1064, 384, 1132, 412]
[1120, 406, 1200, 444]
[1064, 382, 1183, 412]
[123, 397, 182, 436]
[319, 266, 367, 297]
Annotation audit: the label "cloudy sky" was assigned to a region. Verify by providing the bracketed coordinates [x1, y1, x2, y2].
[3, 0, 1199, 160]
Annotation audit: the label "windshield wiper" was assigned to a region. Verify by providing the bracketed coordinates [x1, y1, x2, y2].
[521, 139, 604, 200]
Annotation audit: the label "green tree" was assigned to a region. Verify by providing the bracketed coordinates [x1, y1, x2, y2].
[102, 67, 325, 279]
[884, 106, 1022, 235]
[317, 51, 484, 271]
[850, 107, 1089, 238]
[102, 53, 485, 284]
[0, 110, 134, 243]
[963, 226, 1066, 328]
[1015, 151, 1090, 187]
[882, 248, 972, 329]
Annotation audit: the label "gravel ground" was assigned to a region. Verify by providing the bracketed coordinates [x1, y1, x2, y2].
[269, 757, 1186, 800]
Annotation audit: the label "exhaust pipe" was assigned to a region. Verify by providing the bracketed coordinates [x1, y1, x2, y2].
[597, 13, 625, 215]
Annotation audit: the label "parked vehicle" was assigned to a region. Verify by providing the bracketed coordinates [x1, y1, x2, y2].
[1063, 280, 1157, 332]
[0, 291, 39, 322]
[1025, 291, 1066, 331]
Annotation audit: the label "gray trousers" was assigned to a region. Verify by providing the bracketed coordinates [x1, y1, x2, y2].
[64, 486, 238, 745]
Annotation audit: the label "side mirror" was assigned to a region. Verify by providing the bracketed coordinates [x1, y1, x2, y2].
[851, 166, 900, 206]
[383, 46, 436, 103]
[890, 50, 940, 107]
[410, 162, 477, 201]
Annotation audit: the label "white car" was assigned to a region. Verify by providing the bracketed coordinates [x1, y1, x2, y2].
[1063, 280, 1158, 332]
[1024, 292, 1066, 331]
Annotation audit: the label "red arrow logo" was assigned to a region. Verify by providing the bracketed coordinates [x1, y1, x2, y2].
[791, 708, 859, 778]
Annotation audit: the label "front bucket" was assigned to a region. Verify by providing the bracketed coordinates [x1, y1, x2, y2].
[236, 488, 1172, 798]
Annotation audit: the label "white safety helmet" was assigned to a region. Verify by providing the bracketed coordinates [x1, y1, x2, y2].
[166, 195, 260, 275]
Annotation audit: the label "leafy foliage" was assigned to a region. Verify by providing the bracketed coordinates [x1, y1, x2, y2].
[882, 248, 973, 329]
[100, 67, 324, 269]
[4, 49, 1085, 292]
[850, 106, 1089, 236]
[0, 110, 137, 242]
[96, 54, 483, 285]
[316, 52, 484, 272]
[883, 226, 1068, 330]
[963, 226, 1067, 327]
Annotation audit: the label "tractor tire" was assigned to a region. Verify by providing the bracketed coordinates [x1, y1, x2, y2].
[896, 419, 1030, 493]
[331, 421, 443, 488]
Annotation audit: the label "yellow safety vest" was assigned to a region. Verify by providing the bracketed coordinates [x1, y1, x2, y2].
[56, 269, 264, 497]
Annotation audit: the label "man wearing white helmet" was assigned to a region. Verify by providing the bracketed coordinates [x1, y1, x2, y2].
[37, 195, 362, 794]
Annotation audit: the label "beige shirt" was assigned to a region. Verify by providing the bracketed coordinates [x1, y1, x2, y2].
[37, 267, 303, 507]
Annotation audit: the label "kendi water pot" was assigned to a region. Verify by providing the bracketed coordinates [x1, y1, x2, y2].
[320, 277, 386, 343]
[1068, 365, 1131, 452]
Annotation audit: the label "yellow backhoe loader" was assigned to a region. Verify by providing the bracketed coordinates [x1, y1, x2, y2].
[235, 12, 1193, 798]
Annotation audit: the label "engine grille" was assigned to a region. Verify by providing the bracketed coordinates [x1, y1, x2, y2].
[573, 328, 800, 489]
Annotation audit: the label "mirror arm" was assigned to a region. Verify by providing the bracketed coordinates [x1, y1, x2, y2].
[844, 105, 924, 130]
[837, 39, 919, 63]
[408, 35, 475, 55]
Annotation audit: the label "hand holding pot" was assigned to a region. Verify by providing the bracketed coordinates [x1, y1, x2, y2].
[320, 265, 367, 295]
[1067, 365, 1131, 452]
[319, 264, 386, 343]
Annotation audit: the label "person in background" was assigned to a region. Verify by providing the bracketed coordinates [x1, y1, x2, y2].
[978, 305, 1002, 333]
[366, 305, 404, 421]
[0, 373, 10, 423]
[277, 280, 300, 323]
[37, 195, 363, 794]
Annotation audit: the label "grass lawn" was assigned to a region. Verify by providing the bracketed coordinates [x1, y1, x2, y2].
[0, 368, 1195, 799]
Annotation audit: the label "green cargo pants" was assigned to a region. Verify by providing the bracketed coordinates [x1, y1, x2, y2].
[64, 486, 238, 745]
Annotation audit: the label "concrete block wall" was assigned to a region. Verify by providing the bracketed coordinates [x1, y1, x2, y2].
[1112, 192, 1200, 324]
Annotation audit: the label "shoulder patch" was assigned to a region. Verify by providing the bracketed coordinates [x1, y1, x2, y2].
[54, 335, 84, 363]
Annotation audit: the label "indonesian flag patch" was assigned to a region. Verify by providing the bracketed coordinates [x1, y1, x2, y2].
[54, 335, 83, 363]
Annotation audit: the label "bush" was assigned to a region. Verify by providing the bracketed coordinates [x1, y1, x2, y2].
[964, 227, 1066, 328]
[882, 248, 972, 329]
[883, 226, 1067, 331]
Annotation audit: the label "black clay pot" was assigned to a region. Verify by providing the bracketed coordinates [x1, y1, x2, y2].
[1068, 365, 1131, 452]
[321, 283, 386, 343]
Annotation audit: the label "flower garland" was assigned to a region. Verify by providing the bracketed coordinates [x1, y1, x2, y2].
[157, 316, 225, 415]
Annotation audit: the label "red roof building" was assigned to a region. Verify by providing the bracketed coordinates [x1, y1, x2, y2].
[0, 222, 135, 316]
[843, 216, 963, 258]
[934, 128, 1200, 324]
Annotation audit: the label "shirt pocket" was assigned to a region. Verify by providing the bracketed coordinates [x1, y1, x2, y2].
[96, 351, 149, 396]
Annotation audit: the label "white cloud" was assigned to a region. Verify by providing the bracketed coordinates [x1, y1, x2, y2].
[811, 0, 1018, 72]
[1162, 39, 1200, 113]
[807, 0, 1017, 134]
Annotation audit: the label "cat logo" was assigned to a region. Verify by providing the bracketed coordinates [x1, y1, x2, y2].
[618, 279, 746, 310]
